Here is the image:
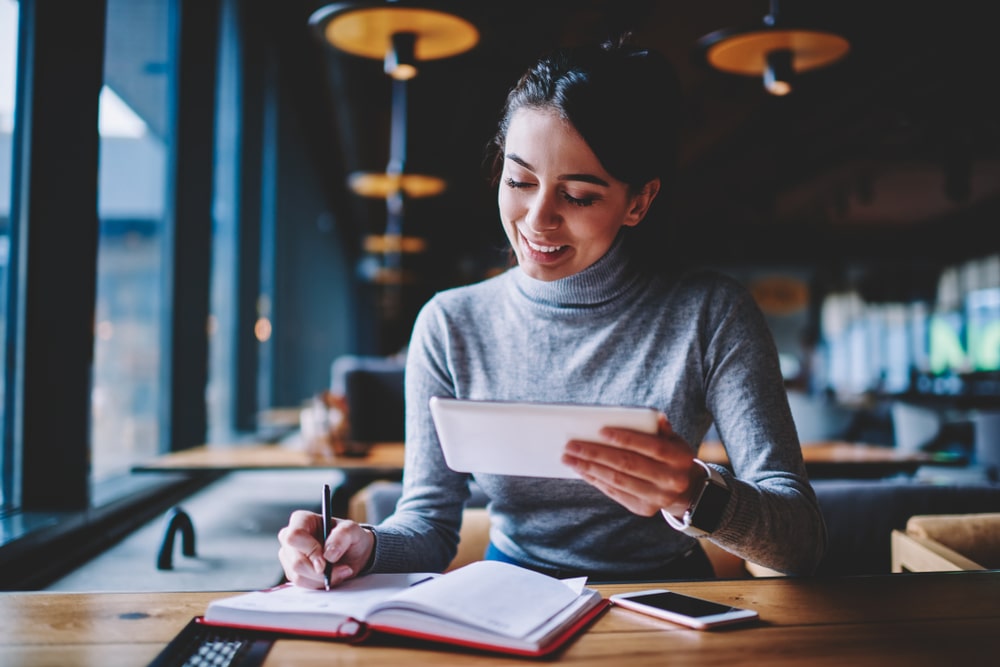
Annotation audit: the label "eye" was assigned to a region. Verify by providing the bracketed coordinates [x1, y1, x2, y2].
[504, 177, 532, 189]
[561, 191, 595, 207]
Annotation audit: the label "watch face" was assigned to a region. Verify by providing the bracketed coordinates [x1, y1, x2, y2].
[690, 479, 730, 533]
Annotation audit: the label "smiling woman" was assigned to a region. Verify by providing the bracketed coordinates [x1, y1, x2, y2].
[496, 109, 658, 281]
[276, 36, 827, 590]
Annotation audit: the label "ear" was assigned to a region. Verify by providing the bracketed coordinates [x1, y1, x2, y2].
[623, 178, 661, 227]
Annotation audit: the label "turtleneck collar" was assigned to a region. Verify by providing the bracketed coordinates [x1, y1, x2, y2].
[510, 232, 643, 309]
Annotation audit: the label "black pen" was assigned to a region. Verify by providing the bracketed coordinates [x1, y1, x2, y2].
[321, 483, 334, 590]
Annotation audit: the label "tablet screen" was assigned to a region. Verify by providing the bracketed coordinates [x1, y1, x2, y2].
[428, 397, 659, 478]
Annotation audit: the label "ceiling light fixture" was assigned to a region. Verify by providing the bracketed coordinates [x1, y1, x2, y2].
[310, 2, 476, 298]
[348, 171, 446, 198]
[309, 2, 479, 80]
[310, 2, 474, 198]
[695, 0, 850, 96]
[363, 234, 428, 254]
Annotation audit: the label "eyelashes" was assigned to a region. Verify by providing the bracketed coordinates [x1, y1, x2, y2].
[503, 178, 596, 207]
[562, 192, 595, 207]
[504, 177, 530, 189]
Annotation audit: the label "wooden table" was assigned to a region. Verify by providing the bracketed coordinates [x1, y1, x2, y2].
[700, 440, 961, 479]
[133, 441, 406, 476]
[134, 439, 950, 480]
[3, 570, 998, 666]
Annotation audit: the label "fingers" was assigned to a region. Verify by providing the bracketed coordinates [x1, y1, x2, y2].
[562, 413, 696, 513]
[576, 469, 660, 516]
[565, 442, 686, 506]
[277, 510, 326, 588]
[276, 510, 375, 589]
[322, 521, 372, 587]
[596, 415, 690, 464]
[278, 540, 325, 588]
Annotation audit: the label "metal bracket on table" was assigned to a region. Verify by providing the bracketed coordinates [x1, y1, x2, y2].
[157, 506, 197, 570]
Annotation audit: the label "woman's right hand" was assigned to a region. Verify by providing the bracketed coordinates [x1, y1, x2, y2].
[277, 510, 375, 588]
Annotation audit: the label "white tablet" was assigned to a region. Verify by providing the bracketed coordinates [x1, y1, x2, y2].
[428, 397, 659, 479]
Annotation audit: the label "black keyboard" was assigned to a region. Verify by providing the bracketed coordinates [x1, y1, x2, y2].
[148, 618, 274, 667]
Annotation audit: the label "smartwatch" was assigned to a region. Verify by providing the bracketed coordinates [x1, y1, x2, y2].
[662, 459, 731, 537]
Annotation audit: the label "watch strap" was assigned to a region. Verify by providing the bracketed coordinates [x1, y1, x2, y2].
[662, 459, 730, 537]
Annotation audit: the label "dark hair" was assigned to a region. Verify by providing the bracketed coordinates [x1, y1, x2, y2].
[487, 36, 682, 196]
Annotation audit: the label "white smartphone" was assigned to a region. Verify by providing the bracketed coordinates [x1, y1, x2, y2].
[609, 589, 759, 630]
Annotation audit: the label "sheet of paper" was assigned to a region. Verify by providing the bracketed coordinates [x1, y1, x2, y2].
[559, 576, 588, 595]
[375, 561, 583, 638]
[209, 573, 435, 621]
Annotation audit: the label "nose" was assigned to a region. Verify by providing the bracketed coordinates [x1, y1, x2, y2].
[524, 188, 561, 232]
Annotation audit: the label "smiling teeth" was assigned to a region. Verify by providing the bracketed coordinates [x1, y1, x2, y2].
[525, 238, 563, 253]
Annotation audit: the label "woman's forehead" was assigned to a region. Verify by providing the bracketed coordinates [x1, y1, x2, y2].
[504, 108, 609, 178]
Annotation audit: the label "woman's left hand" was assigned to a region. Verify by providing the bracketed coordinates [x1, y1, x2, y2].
[561, 413, 705, 517]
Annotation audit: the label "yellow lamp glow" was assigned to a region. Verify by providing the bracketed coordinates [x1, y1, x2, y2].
[310, 4, 479, 79]
[348, 171, 447, 198]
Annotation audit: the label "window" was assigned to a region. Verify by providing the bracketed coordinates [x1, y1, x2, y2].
[0, 0, 356, 590]
[0, 0, 222, 588]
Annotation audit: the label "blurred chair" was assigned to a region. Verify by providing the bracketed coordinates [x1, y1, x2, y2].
[330, 354, 406, 443]
[892, 512, 1000, 572]
[786, 390, 857, 444]
[973, 410, 1000, 481]
[890, 401, 942, 453]
[747, 479, 1000, 577]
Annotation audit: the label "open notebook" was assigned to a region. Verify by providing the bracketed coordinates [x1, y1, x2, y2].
[200, 560, 608, 658]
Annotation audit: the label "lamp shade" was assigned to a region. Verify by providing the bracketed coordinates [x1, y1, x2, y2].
[310, 3, 479, 78]
[698, 27, 850, 77]
[695, 4, 850, 96]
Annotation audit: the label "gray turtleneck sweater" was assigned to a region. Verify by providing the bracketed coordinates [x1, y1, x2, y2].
[370, 237, 827, 577]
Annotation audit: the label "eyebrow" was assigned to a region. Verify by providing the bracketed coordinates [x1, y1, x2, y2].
[505, 153, 611, 187]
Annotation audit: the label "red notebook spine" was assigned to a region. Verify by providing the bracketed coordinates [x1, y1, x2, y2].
[195, 615, 371, 642]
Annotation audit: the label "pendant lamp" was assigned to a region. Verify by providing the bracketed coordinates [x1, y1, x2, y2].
[695, 0, 850, 96]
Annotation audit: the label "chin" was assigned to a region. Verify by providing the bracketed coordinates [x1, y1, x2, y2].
[522, 263, 573, 282]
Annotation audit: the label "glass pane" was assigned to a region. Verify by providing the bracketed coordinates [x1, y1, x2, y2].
[91, 0, 172, 483]
[207, 0, 238, 444]
[0, 0, 20, 509]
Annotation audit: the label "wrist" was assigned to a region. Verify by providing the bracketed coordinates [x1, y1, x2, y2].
[359, 524, 377, 574]
[662, 459, 731, 537]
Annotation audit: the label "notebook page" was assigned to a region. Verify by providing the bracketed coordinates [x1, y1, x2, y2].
[373, 561, 583, 638]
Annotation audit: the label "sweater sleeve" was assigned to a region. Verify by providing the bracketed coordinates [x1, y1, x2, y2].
[365, 297, 475, 573]
[698, 279, 828, 575]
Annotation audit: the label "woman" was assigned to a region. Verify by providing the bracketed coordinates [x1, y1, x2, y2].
[278, 37, 827, 587]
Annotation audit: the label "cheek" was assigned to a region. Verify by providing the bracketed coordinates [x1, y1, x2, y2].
[497, 188, 520, 225]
